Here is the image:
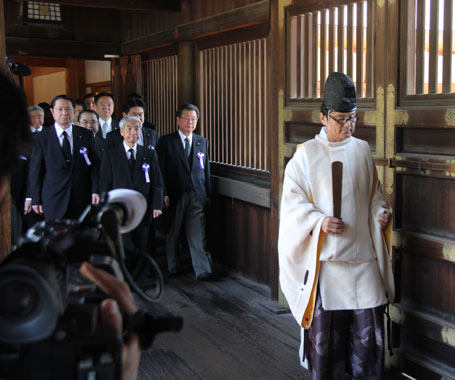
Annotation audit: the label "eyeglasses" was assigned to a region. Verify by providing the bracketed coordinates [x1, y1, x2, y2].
[328, 113, 359, 125]
[179, 116, 198, 123]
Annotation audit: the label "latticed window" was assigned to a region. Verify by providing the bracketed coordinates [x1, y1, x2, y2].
[199, 39, 269, 172]
[23, 2, 62, 24]
[404, 0, 455, 95]
[142, 56, 179, 136]
[287, 0, 374, 102]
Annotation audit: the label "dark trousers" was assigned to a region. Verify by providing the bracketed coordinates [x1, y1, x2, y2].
[166, 191, 212, 277]
[122, 224, 150, 285]
[10, 200, 22, 247]
[305, 290, 385, 380]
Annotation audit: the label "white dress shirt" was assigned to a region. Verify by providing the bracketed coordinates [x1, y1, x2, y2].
[178, 129, 193, 150]
[99, 117, 113, 139]
[30, 126, 43, 133]
[54, 124, 73, 153]
[123, 141, 137, 159]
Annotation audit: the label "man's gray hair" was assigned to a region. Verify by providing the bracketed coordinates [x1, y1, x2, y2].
[119, 115, 142, 129]
[27, 105, 44, 114]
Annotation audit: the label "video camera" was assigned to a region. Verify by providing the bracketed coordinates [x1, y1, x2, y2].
[0, 189, 182, 380]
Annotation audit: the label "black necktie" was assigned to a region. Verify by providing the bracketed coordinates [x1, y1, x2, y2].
[128, 148, 135, 177]
[61, 131, 71, 164]
[184, 137, 190, 159]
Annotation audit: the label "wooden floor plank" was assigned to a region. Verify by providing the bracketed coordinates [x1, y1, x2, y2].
[137, 273, 309, 380]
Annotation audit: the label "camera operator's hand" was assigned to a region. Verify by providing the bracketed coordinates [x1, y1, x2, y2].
[24, 199, 32, 214]
[92, 193, 100, 205]
[80, 262, 141, 380]
[32, 204, 43, 215]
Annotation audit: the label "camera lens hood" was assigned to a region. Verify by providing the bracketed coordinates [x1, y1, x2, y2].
[0, 265, 63, 344]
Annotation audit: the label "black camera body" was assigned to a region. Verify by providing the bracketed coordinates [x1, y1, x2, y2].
[0, 217, 125, 380]
[0, 194, 182, 380]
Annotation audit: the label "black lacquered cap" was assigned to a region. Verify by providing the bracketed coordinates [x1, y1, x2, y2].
[322, 72, 357, 112]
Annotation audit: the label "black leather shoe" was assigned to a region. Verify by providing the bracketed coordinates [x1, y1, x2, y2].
[197, 272, 214, 281]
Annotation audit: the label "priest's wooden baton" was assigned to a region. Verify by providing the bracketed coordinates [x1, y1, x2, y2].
[331, 161, 343, 219]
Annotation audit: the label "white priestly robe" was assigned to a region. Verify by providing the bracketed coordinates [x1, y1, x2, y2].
[278, 128, 395, 366]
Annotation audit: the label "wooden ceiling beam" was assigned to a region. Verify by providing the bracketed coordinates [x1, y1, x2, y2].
[24, 0, 181, 12]
[6, 37, 120, 60]
[122, 0, 270, 55]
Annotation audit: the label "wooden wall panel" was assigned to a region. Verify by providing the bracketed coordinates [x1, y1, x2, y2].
[398, 324, 455, 375]
[285, 122, 376, 151]
[393, 170, 455, 377]
[397, 127, 455, 156]
[396, 174, 455, 239]
[122, 0, 265, 41]
[207, 195, 275, 293]
[400, 251, 455, 322]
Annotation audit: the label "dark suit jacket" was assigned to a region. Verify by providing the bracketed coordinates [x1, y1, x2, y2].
[156, 131, 211, 205]
[93, 134, 108, 157]
[99, 144, 163, 225]
[28, 124, 101, 221]
[96, 118, 119, 140]
[105, 126, 158, 151]
[10, 156, 28, 207]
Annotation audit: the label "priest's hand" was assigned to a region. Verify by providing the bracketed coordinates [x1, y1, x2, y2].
[322, 216, 344, 234]
[378, 210, 392, 230]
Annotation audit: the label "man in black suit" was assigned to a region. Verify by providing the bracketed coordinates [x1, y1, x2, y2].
[106, 98, 158, 151]
[126, 92, 157, 131]
[100, 115, 163, 283]
[83, 93, 96, 111]
[78, 109, 108, 157]
[23, 105, 46, 226]
[28, 105, 45, 134]
[78, 109, 100, 136]
[0, 72, 33, 250]
[156, 103, 214, 281]
[0, 72, 142, 376]
[95, 92, 119, 140]
[29, 95, 101, 221]
[10, 155, 27, 246]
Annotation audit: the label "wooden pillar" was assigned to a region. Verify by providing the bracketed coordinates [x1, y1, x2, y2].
[134, 54, 142, 94]
[65, 59, 86, 99]
[0, 0, 7, 72]
[125, 55, 136, 98]
[112, 58, 122, 120]
[178, 41, 195, 105]
[0, 0, 11, 260]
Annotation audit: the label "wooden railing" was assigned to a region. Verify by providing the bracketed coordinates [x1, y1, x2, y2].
[198, 38, 269, 172]
[404, 0, 455, 96]
[287, 1, 374, 101]
[142, 55, 179, 136]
